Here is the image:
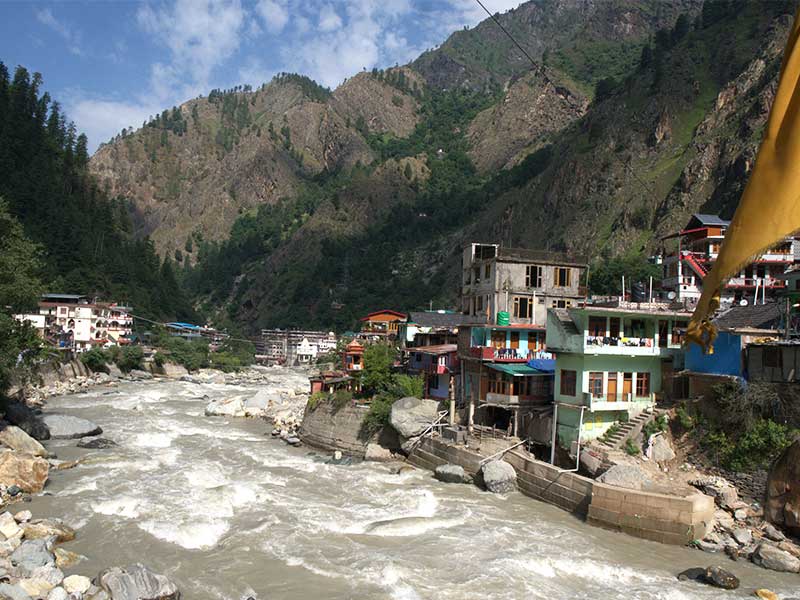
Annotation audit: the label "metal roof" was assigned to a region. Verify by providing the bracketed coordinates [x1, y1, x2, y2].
[713, 302, 782, 332]
[409, 344, 457, 355]
[407, 311, 485, 328]
[689, 214, 731, 227]
[486, 364, 547, 376]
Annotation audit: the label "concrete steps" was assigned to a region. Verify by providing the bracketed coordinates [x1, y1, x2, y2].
[600, 409, 653, 450]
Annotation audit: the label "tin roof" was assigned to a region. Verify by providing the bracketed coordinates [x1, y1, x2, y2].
[409, 344, 457, 355]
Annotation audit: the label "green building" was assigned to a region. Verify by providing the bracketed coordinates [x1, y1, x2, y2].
[545, 301, 691, 450]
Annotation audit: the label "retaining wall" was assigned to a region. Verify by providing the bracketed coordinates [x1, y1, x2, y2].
[409, 436, 714, 545]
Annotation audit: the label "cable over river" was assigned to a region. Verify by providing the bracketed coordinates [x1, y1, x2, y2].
[26, 376, 799, 600]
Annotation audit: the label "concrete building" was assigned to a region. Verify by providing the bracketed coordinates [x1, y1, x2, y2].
[407, 344, 459, 400]
[259, 329, 337, 364]
[661, 214, 798, 306]
[460, 243, 587, 326]
[358, 310, 407, 342]
[546, 300, 691, 449]
[33, 294, 117, 352]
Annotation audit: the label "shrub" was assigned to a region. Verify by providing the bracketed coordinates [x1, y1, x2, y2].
[675, 404, 694, 430]
[159, 337, 209, 372]
[209, 351, 243, 372]
[643, 414, 668, 439]
[624, 438, 640, 456]
[600, 423, 621, 443]
[724, 419, 796, 472]
[80, 348, 109, 373]
[307, 391, 327, 411]
[332, 389, 353, 409]
[392, 374, 424, 398]
[360, 393, 394, 438]
[153, 352, 166, 368]
[114, 346, 144, 373]
[711, 380, 781, 430]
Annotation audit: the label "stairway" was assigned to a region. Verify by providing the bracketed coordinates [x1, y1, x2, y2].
[599, 409, 653, 450]
[683, 253, 708, 279]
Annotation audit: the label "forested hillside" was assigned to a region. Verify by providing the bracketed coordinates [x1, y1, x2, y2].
[0, 63, 195, 320]
[89, 0, 797, 333]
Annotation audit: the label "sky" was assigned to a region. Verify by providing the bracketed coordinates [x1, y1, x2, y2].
[0, 0, 524, 153]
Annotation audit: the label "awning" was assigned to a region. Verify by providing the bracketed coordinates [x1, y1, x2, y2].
[486, 364, 547, 377]
[527, 358, 555, 373]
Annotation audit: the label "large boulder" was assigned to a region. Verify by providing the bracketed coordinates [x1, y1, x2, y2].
[98, 563, 180, 600]
[481, 460, 517, 494]
[3, 403, 50, 441]
[243, 390, 278, 417]
[0, 424, 47, 457]
[0, 450, 49, 493]
[390, 397, 439, 438]
[766, 439, 800, 534]
[703, 566, 739, 590]
[204, 397, 245, 418]
[77, 438, 118, 449]
[364, 443, 393, 462]
[22, 519, 75, 543]
[160, 363, 188, 379]
[649, 435, 676, 463]
[41, 415, 102, 439]
[597, 464, 651, 491]
[10, 539, 55, 577]
[127, 370, 153, 381]
[434, 464, 472, 484]
[752, 542, 800, 573]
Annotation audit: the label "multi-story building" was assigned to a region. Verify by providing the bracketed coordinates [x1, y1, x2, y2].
[35, 294, 115, 352]
[107, 304, 134, 344]
[407, 344, 459, 400]
[358, 310, 408, 342]
[460, 243, 587, 326]
[546, 300, 691, 450]
[661, 214, 798, 305]
[259, 329, 337, 364]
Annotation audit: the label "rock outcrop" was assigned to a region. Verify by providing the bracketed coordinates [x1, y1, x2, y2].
[98, 563, 180, 600]
[0, 451, 48, 493]
[0, 425, 48, 457]
[597, 464, 651, 491]
[41, 415, 102, 440]
[765, 439, 800, 534]
[390, 397, 439, 439]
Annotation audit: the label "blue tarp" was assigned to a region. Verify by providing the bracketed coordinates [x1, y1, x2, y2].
[166, 322, 202, 330]
[527, 358, 555, 373]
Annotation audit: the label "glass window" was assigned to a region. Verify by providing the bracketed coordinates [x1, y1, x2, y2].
[588, 372, 603, 397]
[513, 297, 532, 319]
[588, 316, 606, 337]
[560, 370, 576, 396]
[526, 265, 543, 288]
[555, 267, 571, 287]
[636, 372, 650, 397]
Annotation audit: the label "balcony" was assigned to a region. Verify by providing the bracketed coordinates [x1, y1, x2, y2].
[584, 335, 658, 356]
[726, 277, 786, 289]
[582, 392, 654, 411]
[468, 346, 543, 362]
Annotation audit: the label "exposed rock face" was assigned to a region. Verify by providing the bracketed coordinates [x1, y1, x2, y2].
[0, 451, 48, 493]
[41, 415, 102, 439]
[3, 404, 50, 441]
[765, 439, 800, 534]
[390, 397, 440, 438]
[597, 464, 651, 491]
[98, 563, 180, 600]
[434, 464, 472, 484]
[0, 425, 48, 457]
[753, 542, 800, 573]
[481, 460, 517, 494]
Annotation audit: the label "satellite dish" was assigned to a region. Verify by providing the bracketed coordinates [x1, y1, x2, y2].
[739, 299, 749, 306]
[667, 291, 677, 300]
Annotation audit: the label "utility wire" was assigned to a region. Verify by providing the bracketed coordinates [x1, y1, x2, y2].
[471, 0, 662, 208]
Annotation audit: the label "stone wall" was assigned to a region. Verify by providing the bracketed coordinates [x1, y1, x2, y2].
[299, 402, 372, 457]
[409, 436, 714, 545]
[8, 359, 90, 396]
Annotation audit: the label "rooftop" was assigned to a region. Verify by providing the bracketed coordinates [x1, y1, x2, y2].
[714, 302, 782, 332]
[407, 311, 486, 328]
[689, 214, 730, 228]
[495, 247, 588, 267]
[578, 300, 693, 317]
[409, 344, 457, 356]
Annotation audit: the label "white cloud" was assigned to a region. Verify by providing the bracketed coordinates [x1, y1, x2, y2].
[137, 0, 246, 102]
[63, 93, 162, 152]
[255, 0, 289, 33]
[317, 4, 342, 32]
[238, 58, 274, 88]
[444, 0, 524, 26]
[35, 8, 84, 56]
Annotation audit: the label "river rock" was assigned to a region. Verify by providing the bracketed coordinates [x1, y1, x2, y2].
[677, 567, 706, 582]
[22, 519, 75, 543]
[77, 438, 118, 449]
[597, 464, 651, 491]
[285, 436, 301, 446]
[390, 397, 439, 438]
[0, 582, 33, 600]
[763, 523, 786, 542]
[204, 397, 245, 418]
[47, 587, 68, 600]
[128, 370, 153, 381]
[364, 444, 393, 462]
[63, 575, 92, 595]
[53, 548, 82, 569]
[481, 460, 516, 494]
[0, 451, 49, 493]
[14, 511, 31, 524]
[704, 566, 739, 589]
[243, 390, 276, 417]
[30, 565, 64, 587]
[0, 512, 22, 540]
[160, 363, 188, 379]
[41, 415, 102, 439]
[650, 435, 676, 463]
[755, 590, 780, 600]
[98, 563, 180, 600]
[434, 464, 472, 484]
[752, 542, 800, 572]
[732, 528, 752, 546]
[11, 539, 55, 576]
[3, 403, 50, 441]
[179, 375, 198, 384]
[689, 476, 739, 509]
[0, 425, 48, 457]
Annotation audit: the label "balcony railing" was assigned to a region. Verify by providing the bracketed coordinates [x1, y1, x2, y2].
[584, 335, 658, 355]
[483, 392, 520, 407]
[468, 346, 552, 361]
[726, 277, 786, 289]
[582, 392, 654, 411]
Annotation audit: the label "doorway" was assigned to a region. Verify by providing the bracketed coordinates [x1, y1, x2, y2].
[607, 373, 618, 402]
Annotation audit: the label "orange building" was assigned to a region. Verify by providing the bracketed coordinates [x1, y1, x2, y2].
[359, 309, 408, 340]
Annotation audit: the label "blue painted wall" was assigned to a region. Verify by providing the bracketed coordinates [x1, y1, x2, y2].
[686, 331, 742, 376]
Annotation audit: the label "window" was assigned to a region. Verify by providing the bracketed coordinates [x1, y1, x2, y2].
[473, 267, 480, 283]
[513, 297, 532, 319]
[476, 296, 483, 312]
[588, 316, 606, 337]
[552, 299, 568, 309]
[509, 332, 520, 348]
[763, 347, 783, 369]
[491, 331, 505, 348]
[485, 263, 491, 278]
[588, 372, 603, 397]
[555, 267, 571, 287]
[636, 372, 650, 397]
[609, 317, 621, 338]
[526, 265, 543, 288]
[560, 370, 576, 396]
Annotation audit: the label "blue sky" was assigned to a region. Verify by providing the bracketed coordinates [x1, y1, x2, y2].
[0, 0, 523, 152]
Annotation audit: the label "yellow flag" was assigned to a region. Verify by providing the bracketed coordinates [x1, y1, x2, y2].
[687, 13, 800, 352]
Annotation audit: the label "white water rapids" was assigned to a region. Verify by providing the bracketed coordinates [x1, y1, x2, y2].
[25, 377, 799, 599]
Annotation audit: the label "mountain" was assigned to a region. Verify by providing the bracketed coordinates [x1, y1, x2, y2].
[88, 0, 796, 332]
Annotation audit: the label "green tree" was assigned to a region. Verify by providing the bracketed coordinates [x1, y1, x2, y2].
[361, 343, 394, 394]
[0, 198, 42, 312]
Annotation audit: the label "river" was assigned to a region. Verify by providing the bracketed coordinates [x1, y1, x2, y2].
[24, 377, 799, 600]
